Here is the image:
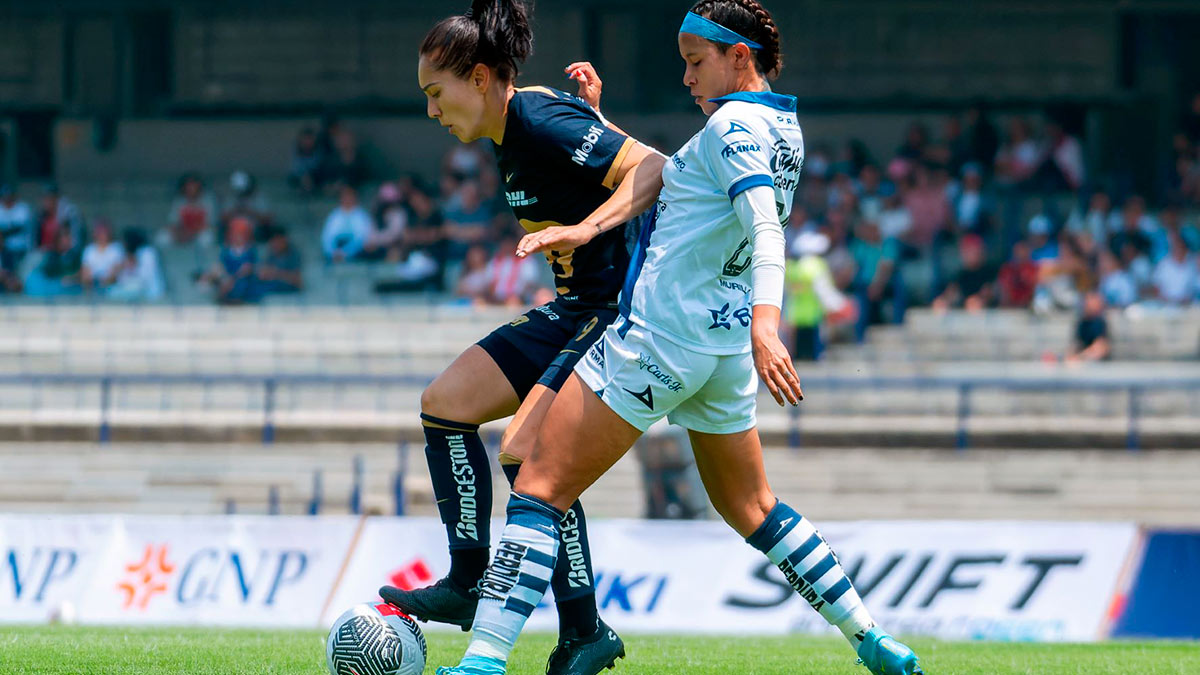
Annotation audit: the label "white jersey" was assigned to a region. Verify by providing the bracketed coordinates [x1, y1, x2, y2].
[619, 91, 804, 355]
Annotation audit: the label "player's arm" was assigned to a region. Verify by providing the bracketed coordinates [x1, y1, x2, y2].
[516, 143, 664, 258]
[734, 185, 803, 407]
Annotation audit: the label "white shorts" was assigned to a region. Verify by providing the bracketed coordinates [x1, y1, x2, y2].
[573, 317, 758, 435]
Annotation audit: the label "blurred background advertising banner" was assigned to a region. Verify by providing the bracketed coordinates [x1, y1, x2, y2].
[327, 518, 1138, 642]
[0, 515, 114, 624]
[0, 515, 361, 627]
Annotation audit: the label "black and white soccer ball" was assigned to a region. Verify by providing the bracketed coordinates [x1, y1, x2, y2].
[326, 602, 427, 675]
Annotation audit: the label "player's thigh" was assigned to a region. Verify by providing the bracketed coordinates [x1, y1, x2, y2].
[515, 373, 642, 512]
[421, 345, 520, 425]
[688, 427, 776, 538]
[499, 384, 556, 463]
[501, 306, 618, 462]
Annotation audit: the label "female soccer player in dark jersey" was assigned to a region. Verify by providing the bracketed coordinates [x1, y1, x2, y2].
[378, 2, 664, 674]
[436, 1, 923, 674]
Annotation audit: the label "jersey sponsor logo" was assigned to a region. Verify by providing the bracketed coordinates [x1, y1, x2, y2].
[448, 434, 479, 542]
[560, 507, 591, 589]
[771, 139, 803, 193]
[588, 339, 605, 368]
[722, 238, 753, 277]
[721, 142, 762, 159]
[534, 304, 561, 321]
[719, 278, 752, 294]
[708, 302, 752, 330]
[505, 190, 538, 207]
[506, 190, 537, 207]
[504, 172, 515, 182]
[478, 540, 528, 601]
[635, 352, 684, 392]
[672, 154, 686, 171]
[572, 124, 607, 166]
[722, 121, 753, 137]
[622, 385, 655, 410]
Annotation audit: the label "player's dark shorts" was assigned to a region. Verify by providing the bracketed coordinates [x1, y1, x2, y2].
[477, 299, 618, 399]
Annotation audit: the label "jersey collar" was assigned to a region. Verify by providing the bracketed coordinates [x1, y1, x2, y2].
[708, 91, 797, 112]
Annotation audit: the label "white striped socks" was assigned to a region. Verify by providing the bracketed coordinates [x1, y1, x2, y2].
[746, 501, 876, 649]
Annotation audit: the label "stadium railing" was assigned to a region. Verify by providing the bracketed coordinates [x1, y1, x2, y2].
[2, 373, 1198, 451]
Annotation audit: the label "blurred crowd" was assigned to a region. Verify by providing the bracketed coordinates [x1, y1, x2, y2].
[3, 96, 1199, 331]
[781, 97, 1200, 361]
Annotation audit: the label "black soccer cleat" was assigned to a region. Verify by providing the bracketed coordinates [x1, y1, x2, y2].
[544, 620, 626, 675]
[379, 576, 478, 632]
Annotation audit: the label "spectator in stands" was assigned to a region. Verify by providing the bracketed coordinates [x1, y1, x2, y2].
[364, 182, 407, 262]
[1097, 249, 1138, 309]
[938, 114, 972, 176]
[1161, 204, 1200, 253]
[455, 244, 491, 303]
[1150, 233, 1197, 306]
[80, 220, 125, 293]
[165, 173, 216, 245]
[256, 226, 302, 295]
[997, 240, 1039, 308]
[442, 141, 489, 185]
[200, 216, 259, 304]
[35, 183, 83, 252]
[321, 185, 372, 263]
[951, 163, 993, 234]
[963, 102, 1001, 172]
[848, 218, 902, 341]
[857, 164, 892, 223]
[0, 184, 32, 293]
[221, 170, 274, 239]
[896, 122, 930, 161]
[901, 163, 951, 250]
[785, 232, 849, 361]
[994, 117, 1041, 188]
[1026, 210, 1059, 262]
[374, 177, 443, 292]
[932, 234, 996, 313]
[1066, 291, 1111, 363]
[1034, 235, 1093, 313]
[480, 230, 542, 307]
[1066, 190, 1119, 248]
[289, 127, 323, 194]
[440, 180, 495, 265]
[321, 122, 368, 190]
[107, 228, 164, 302]
[24, 228, 81, 297]
[1034, 118, 1085, 192]
[1109, 196, 1154, 261]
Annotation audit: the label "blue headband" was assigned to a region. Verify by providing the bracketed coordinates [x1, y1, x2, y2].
[679, 12, 763, 50]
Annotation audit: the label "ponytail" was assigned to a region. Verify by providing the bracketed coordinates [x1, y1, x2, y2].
[420, 0, 533, 83]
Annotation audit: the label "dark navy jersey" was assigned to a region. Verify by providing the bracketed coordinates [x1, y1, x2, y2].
[493, 86, 636, 306]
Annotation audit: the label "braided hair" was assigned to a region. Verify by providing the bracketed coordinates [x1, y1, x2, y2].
[689, 0, 783, 79]
[420, 0, 534, 83]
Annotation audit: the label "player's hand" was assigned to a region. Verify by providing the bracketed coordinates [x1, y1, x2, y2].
[752, 324, 803, 407]
[566, 62, 603, 111]
[516, 223, 598, 258]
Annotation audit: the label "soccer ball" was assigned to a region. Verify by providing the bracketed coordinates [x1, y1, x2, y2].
[326, 602, 427, 675]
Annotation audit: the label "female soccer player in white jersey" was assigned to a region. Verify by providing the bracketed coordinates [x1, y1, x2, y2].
[437, 2, 924, 675]
[379, 2, 666, 674]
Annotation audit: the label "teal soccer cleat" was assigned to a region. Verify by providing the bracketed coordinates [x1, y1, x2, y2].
[436, 655, 507, 675]
[856, 627, 924, 675]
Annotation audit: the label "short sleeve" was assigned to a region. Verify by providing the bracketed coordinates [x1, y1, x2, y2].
[701, 108, 774, 201]
[520, 95, 634, 189]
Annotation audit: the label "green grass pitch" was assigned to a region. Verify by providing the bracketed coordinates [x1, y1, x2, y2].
[1, 626, 1196, 674]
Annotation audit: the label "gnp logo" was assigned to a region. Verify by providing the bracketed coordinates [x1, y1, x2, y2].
[115, 543, 310, 611]
[4, 547, 80, 603]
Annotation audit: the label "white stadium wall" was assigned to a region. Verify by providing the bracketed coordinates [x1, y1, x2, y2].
[0, 515, 1137, 642]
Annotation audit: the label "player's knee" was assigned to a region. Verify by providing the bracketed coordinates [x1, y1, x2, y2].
[499, 425, 533, 463]
[714, 490, 777, 538]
